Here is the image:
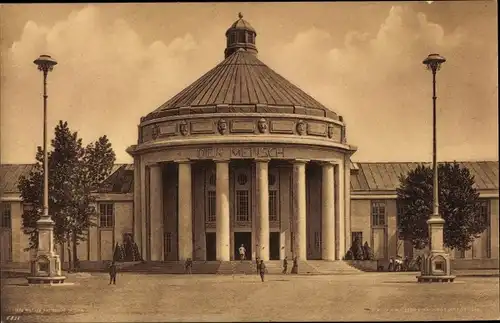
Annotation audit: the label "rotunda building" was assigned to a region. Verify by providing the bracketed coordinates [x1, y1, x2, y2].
[127, 14, 357, 262]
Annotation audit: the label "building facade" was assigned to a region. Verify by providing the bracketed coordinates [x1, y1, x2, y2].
[1, 15, 498, 269]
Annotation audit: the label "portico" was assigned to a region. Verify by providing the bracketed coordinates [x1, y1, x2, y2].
[126, 14, 357, 264]
[131, 143, 353, 262]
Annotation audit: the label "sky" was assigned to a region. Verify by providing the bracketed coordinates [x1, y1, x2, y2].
[0, 1, 497, 164]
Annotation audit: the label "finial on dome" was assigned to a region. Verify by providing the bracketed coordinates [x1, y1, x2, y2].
[238, 12, 243, 19]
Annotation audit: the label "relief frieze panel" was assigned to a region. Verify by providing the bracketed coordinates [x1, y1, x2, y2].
[158, 122, 177, 137]
[230, 120, 255, 133]
[270, 120, 295, 134]
[190, 120, 215, 134]
[307, 122, 327, 137]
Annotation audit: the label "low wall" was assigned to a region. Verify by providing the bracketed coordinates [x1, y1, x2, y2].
[451, 259, 499, 270]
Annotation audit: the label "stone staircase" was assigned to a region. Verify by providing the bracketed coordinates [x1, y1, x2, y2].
[216, 261, 258, 275]
[119, 261, 221, 274]
[306, 260, 364, 275]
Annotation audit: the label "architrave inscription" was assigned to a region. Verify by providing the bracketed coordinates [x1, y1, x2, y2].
[197, 147, 285, 159]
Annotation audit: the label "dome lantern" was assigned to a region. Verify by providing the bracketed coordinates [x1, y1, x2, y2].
[224, 12, 258, 58]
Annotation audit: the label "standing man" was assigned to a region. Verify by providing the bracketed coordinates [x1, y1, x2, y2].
[259, 260, 266, 282]
[108, 261, 117, 285]
[282, 257, 288, 274]
[185, 258, 193, 274]
[255, 257, 260, 274]
[239, 244, 246, 262]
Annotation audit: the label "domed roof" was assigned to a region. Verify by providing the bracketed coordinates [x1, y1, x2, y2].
[142, 15, 338, 122]
[226, 12, 256, 34]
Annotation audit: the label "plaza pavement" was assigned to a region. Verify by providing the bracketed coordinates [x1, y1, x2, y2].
[2, 272, 499, 322]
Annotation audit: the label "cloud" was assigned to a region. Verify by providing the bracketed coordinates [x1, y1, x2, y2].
[1, 5, 221, 163]
[1, 5, 497, 163]
[262, 5, 497, 162]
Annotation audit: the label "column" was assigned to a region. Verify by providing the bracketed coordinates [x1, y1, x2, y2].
[140, 163, 148, 259]
[322, 162, 335, 261]
[178, 161, 193, 261]
[343, 156, 352, 254]
[293, 160, 307, 260]
[149, 164, 163, 261]
[216, 160, 230, 261]
[256, 159, 270, 260]
[335, 162, 346, 259]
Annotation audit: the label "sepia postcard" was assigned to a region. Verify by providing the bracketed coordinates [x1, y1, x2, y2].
[0, 1, 498, 322]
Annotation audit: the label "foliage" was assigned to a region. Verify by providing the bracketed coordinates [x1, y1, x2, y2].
[344, 237, 365, 260]
[362, 242, 374, 260]
[18, 121, 116, 261]
[396, 162, 486, 251]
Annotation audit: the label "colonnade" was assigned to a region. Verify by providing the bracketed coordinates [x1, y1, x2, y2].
[140, 158, 347, 262]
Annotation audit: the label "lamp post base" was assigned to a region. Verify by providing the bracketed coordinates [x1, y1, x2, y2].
[417, 275, 455, 283]
[416, 251, 455, 283]
[27, 217, 66, 285]
[26, 252, 66, 285]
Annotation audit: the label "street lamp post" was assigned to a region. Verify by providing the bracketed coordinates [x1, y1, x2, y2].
[27, 55, 66, 285]
[417, 53, 455, 283]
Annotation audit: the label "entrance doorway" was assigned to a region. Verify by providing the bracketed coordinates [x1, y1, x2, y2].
[234, 232, 252, 260]
[270, 232, 280, 260]
[205, 232, 216, 261]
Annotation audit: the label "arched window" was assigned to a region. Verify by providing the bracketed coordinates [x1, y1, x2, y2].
[247, 32, 254, 44]
[268, 170, 280, 222]
[229, 32, 237, 44]
[206, 170, 216, 222]
[235, 169, 250, 222]
[238, 31, 246, 43]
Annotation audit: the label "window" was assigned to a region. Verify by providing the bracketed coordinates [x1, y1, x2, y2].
[236, 191, 249, 221]
[248, 32, 254, 44]
[206, 170, 216, 223]
[314, 232, 321, 250]
[268, 171, 279, 222]
[269, 190, 278, 221]
[99, 203, 114, 228]
[396, 201, 407, 238]
[371, 201, 386, 226]
[238, 31, 245, 43]
[165, 232, 172, 253]
[235, 170, 250, 222]
[351, 231, 363, 244]
[1, 203, 11, 229]
[229, 32, 236, 44]
[206, 191, 216, 222]
[478, 200, 491, 258]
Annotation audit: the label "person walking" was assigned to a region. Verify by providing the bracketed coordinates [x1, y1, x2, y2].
[291, 256, 298, 274]
[259, 260, 266, 282]
[255, 257, 260, 274]
[282, 256, 288, 274]
[108, 261, 117, 285]
[239, 244, 246, 262]
[185, 258, 193, 274]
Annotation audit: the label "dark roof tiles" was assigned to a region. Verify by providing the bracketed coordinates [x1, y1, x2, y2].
[146, 50, 335, 120]
[2, 161, 498, 195]
[350, 161, 499, 192]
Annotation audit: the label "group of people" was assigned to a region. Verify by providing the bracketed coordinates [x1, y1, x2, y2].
[107, 244, 301, 285]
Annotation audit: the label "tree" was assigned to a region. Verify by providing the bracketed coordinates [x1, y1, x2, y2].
[396, 162, 487, 252]
[18, 121, 116, 269]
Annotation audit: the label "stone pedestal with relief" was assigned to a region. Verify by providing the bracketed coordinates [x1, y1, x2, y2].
[417, 216, 455, 283]
[26, 217, 66, 284]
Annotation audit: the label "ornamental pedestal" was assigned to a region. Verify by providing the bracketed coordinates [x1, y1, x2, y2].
[26, 217, 66, 284]
[417, 216, 455, 283]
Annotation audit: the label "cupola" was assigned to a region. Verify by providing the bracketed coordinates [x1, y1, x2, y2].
[224, 12, 258, 58]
